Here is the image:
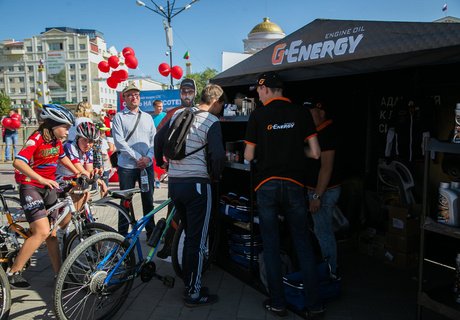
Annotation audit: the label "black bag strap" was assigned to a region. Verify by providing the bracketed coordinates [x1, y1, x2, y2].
[183, 109, 208, 157]
[125, 112, 141, 143]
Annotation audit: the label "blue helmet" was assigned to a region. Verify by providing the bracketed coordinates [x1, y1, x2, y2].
[40, 104, 75, 126]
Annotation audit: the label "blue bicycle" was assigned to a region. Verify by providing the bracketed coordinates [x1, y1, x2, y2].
[53, 198, 176, 320]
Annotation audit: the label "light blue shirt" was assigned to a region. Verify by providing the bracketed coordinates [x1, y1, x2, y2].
[112, 108, 156, 169]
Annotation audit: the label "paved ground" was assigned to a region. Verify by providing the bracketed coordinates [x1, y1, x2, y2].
[0, 162, 431, 320]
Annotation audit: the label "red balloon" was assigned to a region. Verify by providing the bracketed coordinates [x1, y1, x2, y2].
[122, 47, 135, 57]
[113, 69, 129, 81]
[125, 55, 138, 69]
[158, 63, 171, 77]
[1, 118, 13, 129]
[10, 119, 21, 129]
[98, 61, 110, 73]
[10, 113, 21, 122]
[106, 76, 119, 89]
[108, 56, 120, 69]
[171, 65, 183, 80]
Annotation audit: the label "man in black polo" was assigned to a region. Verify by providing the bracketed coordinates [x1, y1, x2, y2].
[244, 71, 324, 318]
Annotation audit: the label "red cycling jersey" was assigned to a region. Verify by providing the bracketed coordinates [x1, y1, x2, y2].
[15, 131, 65, 188]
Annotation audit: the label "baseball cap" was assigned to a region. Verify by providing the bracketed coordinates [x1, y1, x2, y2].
[106, 109, 116, 115]
[122, 83, 140, 95]
[250, 71, 284, 91]
[180, 78, 196, 91]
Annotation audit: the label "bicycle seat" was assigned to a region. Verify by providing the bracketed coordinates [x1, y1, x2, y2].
[0, 184, 15, 193]
[109, 188, 141, 200]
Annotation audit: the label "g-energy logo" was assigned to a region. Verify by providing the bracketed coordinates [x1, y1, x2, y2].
[272, 26, 365, 65]
[267, 122, 295, 130]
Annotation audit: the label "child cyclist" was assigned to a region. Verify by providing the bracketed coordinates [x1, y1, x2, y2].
[56, 121, 108, 209]
[8, 104, 80, 289]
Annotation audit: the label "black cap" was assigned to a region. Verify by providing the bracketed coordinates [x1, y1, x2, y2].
[250, 71, 284, 91]
[180, 78, 196, 91]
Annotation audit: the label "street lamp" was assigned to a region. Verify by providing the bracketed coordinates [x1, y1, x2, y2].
[136, 0, 199, 89]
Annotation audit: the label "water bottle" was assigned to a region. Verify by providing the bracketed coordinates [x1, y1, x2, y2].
[453, 103, 460, 143]
[438, 182, 460, 226]
[140, 169, 149, 192]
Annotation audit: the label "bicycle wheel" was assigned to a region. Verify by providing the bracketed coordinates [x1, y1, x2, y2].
[89, 201, 135, 235]
[61, 222, 116, 261]
[54, 232, 136, 320]
[0, 267, 11, 320]
[171, 218, 220, 279]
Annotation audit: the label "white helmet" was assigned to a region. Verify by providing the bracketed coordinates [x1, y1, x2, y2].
[40, 104, 75, 126]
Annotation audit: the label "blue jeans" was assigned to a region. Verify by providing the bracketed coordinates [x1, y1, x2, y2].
[5, 131, 18, 161]
[118, 165, 155, 235]
[308, 186, 341, 273]
[257, 179, 321, 310]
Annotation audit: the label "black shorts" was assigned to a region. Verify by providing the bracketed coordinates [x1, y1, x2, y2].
[19, 184, 58, 223]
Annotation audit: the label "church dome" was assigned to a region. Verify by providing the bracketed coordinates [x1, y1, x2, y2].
[249, 17, 284, 35]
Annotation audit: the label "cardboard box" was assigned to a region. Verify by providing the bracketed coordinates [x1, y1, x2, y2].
[387, 206, 420, 236]
[384, 249, 419, 268]
[385, 233, 420, 253]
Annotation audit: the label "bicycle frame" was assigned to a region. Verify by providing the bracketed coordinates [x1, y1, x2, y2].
[98, 198, 176, 286]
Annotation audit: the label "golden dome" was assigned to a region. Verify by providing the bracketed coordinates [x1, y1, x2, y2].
[249, 17, 284, 35]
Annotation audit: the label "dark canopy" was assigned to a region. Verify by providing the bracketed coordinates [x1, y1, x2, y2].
[212, 19, 460, 87]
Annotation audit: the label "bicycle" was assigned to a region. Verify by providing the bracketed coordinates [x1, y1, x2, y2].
[0, 180, 115, 271]
[0, 267, 10, 320]
[54, 198, 176, 320]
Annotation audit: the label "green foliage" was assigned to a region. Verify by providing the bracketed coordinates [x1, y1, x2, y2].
[0, 90, 12, 117]
[53, 69, 67, 90]
[185, 68, 219, 103]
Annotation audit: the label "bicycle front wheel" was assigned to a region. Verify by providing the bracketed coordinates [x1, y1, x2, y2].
[89, 201, 135, 235]
[0, 267, 11, 320]
[54, 232, 136, 320]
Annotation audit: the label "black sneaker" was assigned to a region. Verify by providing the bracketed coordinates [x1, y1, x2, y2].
[182, 286, 209, 299]
[156, 244, 171, 259]
[263, 299, 288, 317]
[8, 272, 31, 289]
[184, 293, 218, 308]
[305, 305, 326, 318]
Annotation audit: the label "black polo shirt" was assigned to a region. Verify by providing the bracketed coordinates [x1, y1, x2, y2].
[305, 119, 342, 189]
[245, 97, 317, 191]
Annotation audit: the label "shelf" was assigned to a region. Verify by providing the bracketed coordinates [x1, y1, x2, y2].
[419, 289, 460, 320]
[423, 217, 460, 240]
[220, 115, 250, 122]
[427, 139, 460, 154]
[225, 162, 250, 171]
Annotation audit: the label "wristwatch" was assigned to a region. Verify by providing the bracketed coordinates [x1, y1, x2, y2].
[312, 193, 321, 200]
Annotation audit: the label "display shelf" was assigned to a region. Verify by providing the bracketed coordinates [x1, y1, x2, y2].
[423, 217, 460, 240]
[427, 139, 460, 154]
[220, 115, 250, 122]
[225, 161, 250, 171]
[419, 289, 460, 320]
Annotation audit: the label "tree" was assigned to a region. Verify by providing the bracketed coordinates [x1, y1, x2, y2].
[0, 90, 12, 117]
[185, 68, 219, 103]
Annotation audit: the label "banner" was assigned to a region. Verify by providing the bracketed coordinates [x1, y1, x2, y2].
[117, 89, 181, 113]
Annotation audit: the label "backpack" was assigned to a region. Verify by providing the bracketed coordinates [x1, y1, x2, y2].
[163, 108, 207, 160]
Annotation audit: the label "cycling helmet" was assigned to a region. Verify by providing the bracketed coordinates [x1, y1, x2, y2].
[76, 121, 100, 141]
[40, 104, 75, 126]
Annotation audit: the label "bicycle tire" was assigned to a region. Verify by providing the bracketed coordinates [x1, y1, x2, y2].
[61, 222, 116, 261]
[54, 232, 135, 320]
[171, 218, 220, 279]
[89, 201, 135, 235]
[0, 267, 11, 320]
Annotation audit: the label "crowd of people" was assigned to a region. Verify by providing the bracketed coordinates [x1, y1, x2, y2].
[2, 72, 342, 318]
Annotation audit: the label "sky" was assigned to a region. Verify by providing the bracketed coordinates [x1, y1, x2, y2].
[0, 0, 458, 84]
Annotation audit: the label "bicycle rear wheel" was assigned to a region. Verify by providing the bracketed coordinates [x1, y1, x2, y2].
[0, 196, 26, 225]
[54, 232, 136, 320]
[171, 218, 219, 279]
[0, 267, 11, 320]
[89, 201, 134, 235]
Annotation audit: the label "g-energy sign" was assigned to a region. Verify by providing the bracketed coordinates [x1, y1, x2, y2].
[272, 26, 365, 65]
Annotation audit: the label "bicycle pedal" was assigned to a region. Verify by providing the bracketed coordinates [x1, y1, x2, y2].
[140, 261, 156, 282]
[162, 275, 175, 288]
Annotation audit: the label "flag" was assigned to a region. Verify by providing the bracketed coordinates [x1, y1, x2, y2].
[183, 51, 190, 60]
[442, 4, 448, 12]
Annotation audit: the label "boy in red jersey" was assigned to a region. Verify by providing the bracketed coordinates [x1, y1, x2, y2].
[8, 104, 80, 289]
